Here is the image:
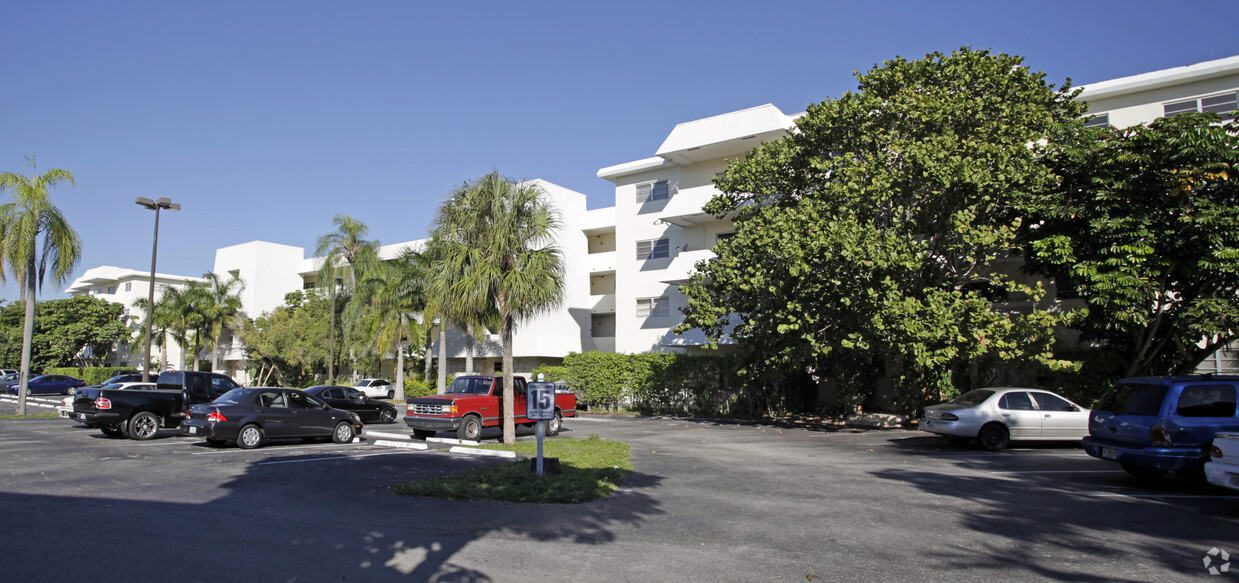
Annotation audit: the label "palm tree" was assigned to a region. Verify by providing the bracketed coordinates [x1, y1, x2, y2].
[432, 172, 564, 444]
[0, 160, 80, 415]
[350, 246, 427, 397]
[202, 272, 245, 373]
[132, 294, 176, 373]
[315, 214, 379, 381]
[157, 283, 207, 371]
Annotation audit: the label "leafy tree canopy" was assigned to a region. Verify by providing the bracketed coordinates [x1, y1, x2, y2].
[240, 289, 340, 386]
[0, 296, 129, 370]
[680, 48, 1085, 412]
[1022, 112, 1239, 382]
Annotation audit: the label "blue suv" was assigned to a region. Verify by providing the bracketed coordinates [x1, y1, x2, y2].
[1083, 375, 1239, 480]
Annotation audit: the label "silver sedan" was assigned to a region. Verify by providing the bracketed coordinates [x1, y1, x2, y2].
[920, 387, 1090, 451]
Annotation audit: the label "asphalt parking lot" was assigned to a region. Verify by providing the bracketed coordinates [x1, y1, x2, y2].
[1, 394, 1236, 582]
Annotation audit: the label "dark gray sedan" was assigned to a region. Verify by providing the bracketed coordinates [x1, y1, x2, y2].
[180, 387, 363, 449]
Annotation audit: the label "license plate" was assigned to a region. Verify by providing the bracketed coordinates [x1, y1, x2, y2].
[1101, 447, 1117, 460]
[187, 426, 197, 434]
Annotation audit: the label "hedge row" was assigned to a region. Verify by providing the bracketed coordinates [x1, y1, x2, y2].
[533, 352, 737, 416]
[45, 367, 138, 385]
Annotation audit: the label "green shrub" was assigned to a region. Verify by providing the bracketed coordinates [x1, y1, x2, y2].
[44, 367, 138, 385]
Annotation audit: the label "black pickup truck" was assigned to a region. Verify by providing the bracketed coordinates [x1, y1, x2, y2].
[72, 371, 241, 439]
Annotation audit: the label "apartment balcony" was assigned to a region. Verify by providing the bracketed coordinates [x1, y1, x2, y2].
[659, 249, 715, 284]
[590, 293, 616, 314]
[658, 186, 721, 228]
[588, 251, 616, 275]
[591, 336, 616, 353]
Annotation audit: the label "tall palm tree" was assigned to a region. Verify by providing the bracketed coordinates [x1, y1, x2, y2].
[432, 172, 564, 444]
[132, 294, 176, 373]
[0, 160, 80, 415]
[315, 214, 379, 381]
[350, 246, 427, 396]
[202, 272, 245, 373]
[157, 283, 207, 371]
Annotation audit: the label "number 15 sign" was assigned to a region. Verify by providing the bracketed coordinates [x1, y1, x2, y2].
[526, 382, 556, 421]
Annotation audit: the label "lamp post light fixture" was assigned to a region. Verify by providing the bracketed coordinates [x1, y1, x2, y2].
[135, 197, 180, 382]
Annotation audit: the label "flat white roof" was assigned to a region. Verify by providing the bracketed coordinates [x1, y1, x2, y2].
[1079, 54, 1239, 100]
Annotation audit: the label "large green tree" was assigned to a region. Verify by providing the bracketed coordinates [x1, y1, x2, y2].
[202, 272, 245, 373]
[1022, 112, 1239, 384]
[431, 172, 564, 443]
[349, 246, 428, 395]
[0, 296, 129, 370]
[679, 48, 1084, 413]
[0, 160, 81, 415]
[315, 214, 379, 380]
[241, 289, 335, 387]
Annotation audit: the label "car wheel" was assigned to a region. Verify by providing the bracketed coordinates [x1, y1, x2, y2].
[386, 389, 395, 400]
[237, 424, 264, 449]
[128, 412, 160, 440]
[413, 429, 435, 440]
[457, 416, 482, 441]
[379, 407, 397, 424]
[66, 386, 77, 396]
[944, 436, 970, 446]
[24, 387, 31, 397]
[205, 438, 226, 447]
[332, 421, 355, 444]
[546, 411, 562, 436]
[978, 424, 1009, 452]
[101, 425, 125, 438]
[1122, 463, 1166, 482]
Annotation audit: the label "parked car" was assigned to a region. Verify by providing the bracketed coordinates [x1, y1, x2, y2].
[354, 378, 395, 399]
[1083, 375, 1239, 480]
[404, 375, 577, 441]
[921, 387, 1090, 451]
[0, 369, 17, 377]
[72, 372, 238, 439]
[1205, 433, 1239, 491]
[60, 382, 155, 418]
[180, 387, 363, 449]
[92, 372, 145, 386]
[303, 385, 398, 424]
[7, 374, 86, 396]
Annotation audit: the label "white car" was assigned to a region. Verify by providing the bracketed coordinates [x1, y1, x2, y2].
[354, 378, 395, 399]
[921, 387, 1090, 451]
[58, 382, 156, 418]
[1205, 433, 1239, 491]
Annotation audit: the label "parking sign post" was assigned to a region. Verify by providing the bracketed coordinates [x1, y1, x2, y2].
[526, 375, 556, 478]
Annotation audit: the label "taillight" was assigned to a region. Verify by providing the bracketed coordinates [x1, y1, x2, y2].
[939, 412, 959, 421]
[207, 411, 227, 422]
[95, 397, 111, 410]
[1150, 423, 1172, 447]
[1211, 445, 1224, 459]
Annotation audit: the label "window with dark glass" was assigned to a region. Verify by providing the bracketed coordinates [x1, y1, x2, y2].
[1083, 113, 1110, 128]
[636, 238, 670, 260]
[1177, 385, 1238, 417]
[636, 180, 671, 203]
[998, 392, 1035, 410]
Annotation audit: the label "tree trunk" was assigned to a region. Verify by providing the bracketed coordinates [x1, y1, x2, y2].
[212, 329, 223, 373]
[437, 319, 448, 394]
[423, 324, 433, 383]
[328, 284, 336, 381]
[465, 323, 475, 374]
[16, 267, 36, 416]
[395, 313, 406, 397]
[502, 312, 515, 445]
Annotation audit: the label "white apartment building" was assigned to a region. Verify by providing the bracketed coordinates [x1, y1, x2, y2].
[67, 54, 1239, 381]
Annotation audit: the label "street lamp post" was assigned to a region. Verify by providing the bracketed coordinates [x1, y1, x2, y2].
[135, 197, 180, 383]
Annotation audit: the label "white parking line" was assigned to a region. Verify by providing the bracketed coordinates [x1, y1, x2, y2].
[992, 470, 1126, 474]
[255, 450, 422, 465]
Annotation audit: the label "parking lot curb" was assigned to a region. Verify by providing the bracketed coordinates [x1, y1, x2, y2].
[449, 446, 517, 458]
[372, 439, 429, 450]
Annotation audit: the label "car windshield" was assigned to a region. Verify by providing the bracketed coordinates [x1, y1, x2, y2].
[446, 377, 493, 395]
[1095, 383, 1169, 415]
[947, 390, 995, 406]
[213, 388, 251, 405]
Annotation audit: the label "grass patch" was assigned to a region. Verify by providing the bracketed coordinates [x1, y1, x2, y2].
[0, 412, 60, 419]
[391, 434, 632, 504]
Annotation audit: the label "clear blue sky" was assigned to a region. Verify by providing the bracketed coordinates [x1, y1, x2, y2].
[2, 0, 1235, 304]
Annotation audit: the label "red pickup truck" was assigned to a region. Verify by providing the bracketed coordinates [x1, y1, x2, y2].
[404, 375, 576, 440]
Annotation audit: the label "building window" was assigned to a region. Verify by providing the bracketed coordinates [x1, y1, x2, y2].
[124, 282, 132, 292]
[636, 238, 670, 260]
[1164, 92, 1238, 119]
[637, 297, 669, 318]
[716, 232, 736, 244]
[1083, 113, 1110, 128]
[106, 286, 117, 294]
[636, 180, 671, 203]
